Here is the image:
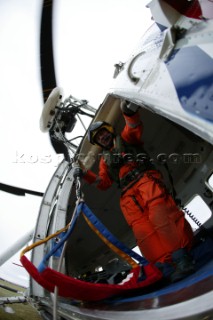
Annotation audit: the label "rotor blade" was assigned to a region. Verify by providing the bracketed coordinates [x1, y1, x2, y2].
[40, 0, 57, 102]
[0, 183, 43, 197]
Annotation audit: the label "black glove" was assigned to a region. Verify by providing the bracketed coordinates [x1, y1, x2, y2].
[120, 100, 139, 116]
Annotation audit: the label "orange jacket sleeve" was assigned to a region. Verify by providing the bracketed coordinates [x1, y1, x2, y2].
[121, 112, 143, 144]
[83, 157, 113, 190]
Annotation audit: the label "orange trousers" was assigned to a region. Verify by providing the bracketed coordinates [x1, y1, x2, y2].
[120, 171, 194, 264]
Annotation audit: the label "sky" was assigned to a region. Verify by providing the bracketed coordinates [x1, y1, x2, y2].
[0, 0, 153, 287]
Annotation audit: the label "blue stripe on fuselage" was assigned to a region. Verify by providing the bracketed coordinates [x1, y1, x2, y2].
[165, 46, 213, 121]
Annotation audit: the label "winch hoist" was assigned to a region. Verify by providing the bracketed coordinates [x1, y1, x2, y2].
[40, 87, 96, 161]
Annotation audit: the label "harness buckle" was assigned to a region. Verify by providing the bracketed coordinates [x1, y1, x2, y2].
[120, 167, 145, 190]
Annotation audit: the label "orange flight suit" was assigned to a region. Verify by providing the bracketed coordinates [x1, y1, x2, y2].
[84, 112, 193, 264]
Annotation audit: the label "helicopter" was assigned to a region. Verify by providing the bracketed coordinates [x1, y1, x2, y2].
[1, 0, 213, 319]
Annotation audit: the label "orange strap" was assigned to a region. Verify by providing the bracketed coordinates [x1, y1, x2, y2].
[83, 214, 138, 268]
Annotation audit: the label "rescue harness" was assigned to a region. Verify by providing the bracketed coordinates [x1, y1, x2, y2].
[20, 193, 162, 302]
[103, 135, 154, 190]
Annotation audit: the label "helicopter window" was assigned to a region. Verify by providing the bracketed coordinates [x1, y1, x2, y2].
[133, 246, 141, 255]
[184, 195, 212, 231]
[207, 173, 213, 191]
[95, 266, 103, 272]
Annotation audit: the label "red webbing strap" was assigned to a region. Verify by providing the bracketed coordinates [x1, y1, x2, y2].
[21, 255, 162, 301]
[20, 256, 54, 292]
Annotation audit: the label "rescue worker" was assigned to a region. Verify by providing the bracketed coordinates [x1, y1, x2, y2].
[76, 100, 195, 282]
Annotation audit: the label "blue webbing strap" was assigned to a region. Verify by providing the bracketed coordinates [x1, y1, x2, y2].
[81, 202, 148, 266]
[38, 203, 82, 272]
